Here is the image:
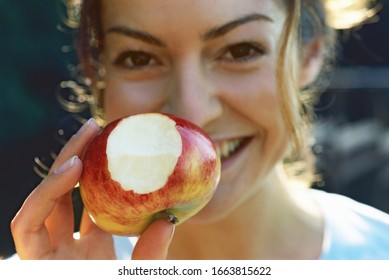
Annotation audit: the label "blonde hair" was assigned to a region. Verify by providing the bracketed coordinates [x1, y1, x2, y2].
[276, 0, 378, 182]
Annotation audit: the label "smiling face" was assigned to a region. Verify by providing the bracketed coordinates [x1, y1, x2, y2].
[97, 0, 292, 222]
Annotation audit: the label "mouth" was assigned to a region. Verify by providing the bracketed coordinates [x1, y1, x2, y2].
[215, 137, 252, 163]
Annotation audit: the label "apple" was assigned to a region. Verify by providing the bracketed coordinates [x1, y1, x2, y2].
[79, 113, 221, 236]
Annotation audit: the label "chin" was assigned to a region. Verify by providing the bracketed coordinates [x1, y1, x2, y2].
[183, 180, 243, 225]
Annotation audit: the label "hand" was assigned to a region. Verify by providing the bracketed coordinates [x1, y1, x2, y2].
[11, 119, 175, 260]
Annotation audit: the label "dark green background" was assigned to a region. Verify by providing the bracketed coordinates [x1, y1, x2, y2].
[0, 0, 78, 257]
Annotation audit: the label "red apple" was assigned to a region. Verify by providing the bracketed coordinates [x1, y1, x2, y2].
[79, 113, 221, 236]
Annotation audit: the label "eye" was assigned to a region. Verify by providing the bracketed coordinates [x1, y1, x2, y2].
[114, 51, 159, 69]
[220, 42, 265, 62]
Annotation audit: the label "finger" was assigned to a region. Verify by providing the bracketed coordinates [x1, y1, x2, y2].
[131, 219, 175, 260]
[45, 119, 100, 247]
[49, 118, 100, 174]
[11, 157, 82, 259]
[77, 209, 116, 259]
[44, 188, 75, 249]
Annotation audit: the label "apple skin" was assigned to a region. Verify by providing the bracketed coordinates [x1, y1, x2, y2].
[79, 113, 221, 236]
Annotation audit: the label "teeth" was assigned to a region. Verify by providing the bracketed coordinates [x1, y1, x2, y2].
[216, 139, 243, 160]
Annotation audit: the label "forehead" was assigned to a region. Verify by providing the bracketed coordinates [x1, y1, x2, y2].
[100, 0, 286, 30]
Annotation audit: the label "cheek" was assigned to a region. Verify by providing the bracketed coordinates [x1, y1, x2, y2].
[221, 69, 284, 129]
[103, 77, 167, 123]
[221, 68, 290, 161]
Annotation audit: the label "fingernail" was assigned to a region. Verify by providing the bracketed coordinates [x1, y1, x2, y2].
[76, 118, 97, 136]
[54, 156, 78, 174]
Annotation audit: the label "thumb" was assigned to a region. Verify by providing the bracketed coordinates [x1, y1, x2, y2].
[131, 219, 175, 260]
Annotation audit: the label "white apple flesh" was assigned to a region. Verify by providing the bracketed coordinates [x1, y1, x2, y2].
[79, 113, 221, 236]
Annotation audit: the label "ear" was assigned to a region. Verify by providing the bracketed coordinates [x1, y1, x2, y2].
[299, 38, 325, 89]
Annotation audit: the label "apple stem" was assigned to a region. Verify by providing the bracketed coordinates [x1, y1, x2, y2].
[166, 213, 179, 225]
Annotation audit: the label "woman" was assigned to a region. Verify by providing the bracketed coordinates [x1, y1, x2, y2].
[11, 0, 389, 260]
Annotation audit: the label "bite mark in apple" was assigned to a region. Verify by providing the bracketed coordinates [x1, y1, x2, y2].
[107, 114, 182, 194]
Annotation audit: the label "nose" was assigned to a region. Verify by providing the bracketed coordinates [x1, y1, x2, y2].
[164, 56, 222, 128]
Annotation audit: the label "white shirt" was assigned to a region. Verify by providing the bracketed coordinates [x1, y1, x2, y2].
[312, 189, 389, 259]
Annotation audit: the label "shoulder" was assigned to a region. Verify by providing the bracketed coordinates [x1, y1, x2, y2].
[311, 189, 389, 259]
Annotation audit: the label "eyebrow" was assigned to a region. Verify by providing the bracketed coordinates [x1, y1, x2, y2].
[202, 13, 274, 41]
[106, 26, 166, 47]
[106, 13, 273, 46]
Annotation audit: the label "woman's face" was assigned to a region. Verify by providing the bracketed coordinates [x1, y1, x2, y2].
[100, 0, 289, 222]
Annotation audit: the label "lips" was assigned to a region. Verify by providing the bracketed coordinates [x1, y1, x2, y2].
[214, 137, 252, 162]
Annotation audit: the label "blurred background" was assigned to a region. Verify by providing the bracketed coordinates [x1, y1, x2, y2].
[0, 1, 388, 258]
